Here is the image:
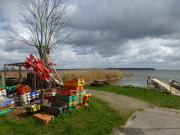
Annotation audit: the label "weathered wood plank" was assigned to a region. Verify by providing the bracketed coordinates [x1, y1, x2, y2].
[152, 79, 180, 96]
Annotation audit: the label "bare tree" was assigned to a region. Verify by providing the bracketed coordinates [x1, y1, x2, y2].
[7, 0, 70, 85]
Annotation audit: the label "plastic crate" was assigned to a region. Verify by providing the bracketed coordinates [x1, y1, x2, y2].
[76, 100, 83, 103]
[64, 85, 83, 91]
[44, 96, 55, 102]
[26, 99, 48, 113]
[55, 94, 77, 101]
[0, 98, 12, 107]
[0, 105, 14, 115]
[57, 90, 77, 96]
[55, 98, 75, 103]
[29, 90, 39, 95]
[45, 87, 58, 93]
[55, 100, 76, 106]
[76, 102, 83, 108]
[33, 113, 54, 125]
[83, 100, 89, 106]
[83, 94, 91, 101]
[66, 104, 76, 110]
[43, 102, 67, 116]
[76, 92, 83, 96]
[0, 103, 13, 110]
[30, 99, 48, 105]
[64, 79, 84, 86]
[26, 104, 41, 113]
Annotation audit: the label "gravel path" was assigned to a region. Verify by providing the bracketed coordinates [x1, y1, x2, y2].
[85, 89, 155, 135]
[85, 89, 155, 114]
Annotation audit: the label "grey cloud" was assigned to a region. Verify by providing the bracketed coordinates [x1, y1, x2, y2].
[68, 0, 180, 57]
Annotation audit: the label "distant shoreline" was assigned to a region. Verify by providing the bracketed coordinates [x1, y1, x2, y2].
[105, 68, 156, 70]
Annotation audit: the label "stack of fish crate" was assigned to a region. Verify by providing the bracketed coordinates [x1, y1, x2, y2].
[30, 90, 40, 102]
[56, 79, 84, 110]
[6, 86, 17, 96]
[0, 87, 7, 99]
[83, 93, 91, 106]
[0, 97, 14, 115]
[16, 84, 31, 105]
[44, 88, 57, 102]
[55, 93, 77, 110]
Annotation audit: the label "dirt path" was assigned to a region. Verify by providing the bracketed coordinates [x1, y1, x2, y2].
[85, 89, 155, 114]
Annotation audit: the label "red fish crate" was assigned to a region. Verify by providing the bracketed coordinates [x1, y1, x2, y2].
[65, 79, 84, 83]
[45, 87, 60, 93]
[64, 85, 83, 92]
[44, 96, 55, 102]
[83, 100, 89, 106]
[57, 90, 77, 96]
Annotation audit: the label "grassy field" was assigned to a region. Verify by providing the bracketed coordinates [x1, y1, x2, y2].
[4, 69, 131, 83]
[0, 97, 131, 135]
[85, 85, 180, 109]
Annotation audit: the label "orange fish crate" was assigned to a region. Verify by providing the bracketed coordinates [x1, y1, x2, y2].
[64, 85, 83, 91]
[76, 102, 83, 108]
[64, 79, 84, 87]
[45, 87, 59, 93]
[33, 113, 54, 125]
[57, 90, 77, 96]
[76, 97, 83, 101]
[0, 103, 13, 110]
[0, 88, 6, 91]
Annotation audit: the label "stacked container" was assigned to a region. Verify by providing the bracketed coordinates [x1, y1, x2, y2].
[55, 94, 77, 110]
[56, 79, 85, 110]
[0, 98, 14, 115]
[83, 94, 91, 106]
[6, 86, 17, 96]
[44, 88, 57, 102]
[30, 90, 40, 102]
[16, 84, 31, 105]
[0, 87, 7, 99]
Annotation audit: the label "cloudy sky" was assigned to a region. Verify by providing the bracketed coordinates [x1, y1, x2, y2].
[1, 0, 180, 69]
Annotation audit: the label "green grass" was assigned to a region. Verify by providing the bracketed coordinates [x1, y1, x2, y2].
[84, 85, 180, 109]
[0, 97, 131, 135]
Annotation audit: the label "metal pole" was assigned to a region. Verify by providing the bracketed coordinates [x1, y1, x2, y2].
[41, 89, 44, 107]
[4, 65, 6, 86]
[19, 65, 22, 83]
[34, 73, 36, 90]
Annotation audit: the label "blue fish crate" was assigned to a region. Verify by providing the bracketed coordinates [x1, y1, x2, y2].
[0, 98, 12, 107]
[43, 102, 67, 116]
[30, 90, 39, 95]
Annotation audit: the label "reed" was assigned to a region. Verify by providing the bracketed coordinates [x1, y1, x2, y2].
[5, 69, 131, 83]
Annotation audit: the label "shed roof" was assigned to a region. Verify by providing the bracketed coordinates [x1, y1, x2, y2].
[4, 62, 26, 67]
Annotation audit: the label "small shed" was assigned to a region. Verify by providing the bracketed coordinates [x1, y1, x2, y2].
[4, 62, 26, 86]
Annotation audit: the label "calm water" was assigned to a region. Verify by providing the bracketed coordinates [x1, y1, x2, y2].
[109, 70, 180, 87]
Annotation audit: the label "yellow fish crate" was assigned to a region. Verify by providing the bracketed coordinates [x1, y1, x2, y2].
[64, 79, 84, 86]
[26, 100, 48, 113]
[26, 104, 40, 112]
[55, 100, 76, 106]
